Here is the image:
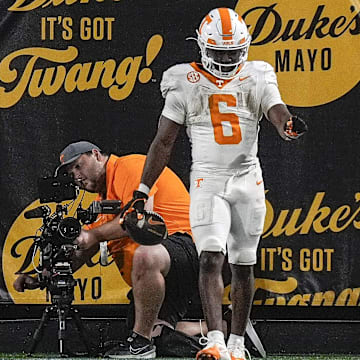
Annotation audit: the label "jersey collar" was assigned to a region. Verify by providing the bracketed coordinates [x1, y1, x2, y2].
[190, 62, 244, 89]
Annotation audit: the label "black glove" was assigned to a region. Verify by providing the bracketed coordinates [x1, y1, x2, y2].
[284, 116, 308, 140]
[119, 190, 148, 227]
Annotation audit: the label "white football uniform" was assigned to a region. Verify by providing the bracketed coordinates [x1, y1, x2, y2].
[160, 61, 284, 264]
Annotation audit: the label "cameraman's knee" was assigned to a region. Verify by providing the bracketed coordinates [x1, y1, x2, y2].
[133, 244, 170, 279]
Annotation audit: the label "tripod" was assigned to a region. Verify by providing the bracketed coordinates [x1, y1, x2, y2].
[26, 279, 98, 356]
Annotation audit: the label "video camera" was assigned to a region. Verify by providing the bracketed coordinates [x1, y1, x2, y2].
[22, 173, 121, 301]
[18, 172, 122, 355]
[38, 172, 78, 204]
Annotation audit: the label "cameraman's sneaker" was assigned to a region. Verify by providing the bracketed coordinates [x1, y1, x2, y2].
[105, 331, 156, 358]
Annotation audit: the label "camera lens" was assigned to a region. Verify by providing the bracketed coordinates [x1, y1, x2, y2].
[58, 218, 81, 241]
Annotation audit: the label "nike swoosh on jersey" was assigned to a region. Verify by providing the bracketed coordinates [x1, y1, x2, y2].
[256, 180, 263, 185]
[239, 76, 250, 81]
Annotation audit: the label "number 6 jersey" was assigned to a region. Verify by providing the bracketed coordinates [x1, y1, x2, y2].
[160, 61, 285, 174]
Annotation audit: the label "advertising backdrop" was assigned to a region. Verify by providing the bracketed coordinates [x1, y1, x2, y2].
[0, 0, 359, 319]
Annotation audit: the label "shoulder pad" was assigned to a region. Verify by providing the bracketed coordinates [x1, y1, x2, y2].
[160, 64, 191, 98]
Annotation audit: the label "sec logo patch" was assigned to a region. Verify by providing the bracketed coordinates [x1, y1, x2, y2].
[187, 71, 200, 83]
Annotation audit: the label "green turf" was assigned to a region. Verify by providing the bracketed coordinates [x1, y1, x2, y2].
[0, 356, 356, 359]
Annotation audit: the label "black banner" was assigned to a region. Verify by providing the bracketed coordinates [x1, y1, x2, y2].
[0, 0, 359, 319]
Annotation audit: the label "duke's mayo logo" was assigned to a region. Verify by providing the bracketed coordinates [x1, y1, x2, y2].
[235, 0, 360, 107]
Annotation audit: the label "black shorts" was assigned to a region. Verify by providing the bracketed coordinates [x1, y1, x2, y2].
[127, 233, 199, 329]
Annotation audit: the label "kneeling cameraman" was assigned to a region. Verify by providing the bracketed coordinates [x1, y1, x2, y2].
[14, 140, 204, 358]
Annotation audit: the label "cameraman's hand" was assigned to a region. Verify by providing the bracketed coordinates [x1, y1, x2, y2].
[13, 274, 39, 292]
[75, 229, 99, 250]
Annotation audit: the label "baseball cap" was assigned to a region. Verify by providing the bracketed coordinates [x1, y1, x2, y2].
[55, 141, 101, 175]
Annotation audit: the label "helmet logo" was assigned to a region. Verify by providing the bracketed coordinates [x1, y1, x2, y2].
[199, 15, 213, 34]
[187, 71, 200, 83]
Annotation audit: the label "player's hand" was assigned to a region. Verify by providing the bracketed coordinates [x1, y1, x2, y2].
[284, 116, 308, 140]
[119, 190, 148, 227]
[13, 273, 40, 292]
[75, 229, 98, 250]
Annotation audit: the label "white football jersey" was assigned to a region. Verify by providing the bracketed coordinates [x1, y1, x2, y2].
[161, 61, 284, 173]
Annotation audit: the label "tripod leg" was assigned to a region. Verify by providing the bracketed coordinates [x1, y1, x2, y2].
[57, 307, 68, 355]
[246, 319, 267, 358]
[71, 307, 96, 355]
[27, 306, 51, 355]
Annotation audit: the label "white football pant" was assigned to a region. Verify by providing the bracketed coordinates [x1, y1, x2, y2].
[189, 164, 266, 265]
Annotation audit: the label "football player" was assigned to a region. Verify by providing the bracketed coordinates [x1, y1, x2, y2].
[123, 7, 307, 360]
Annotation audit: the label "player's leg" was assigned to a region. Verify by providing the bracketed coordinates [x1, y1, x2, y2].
[198, 250, 225, 332]
[197, 249, 230, 360]
[229, 264, 254, 336]
[190, 171, 232, 360]
[226, 165, 266, 360]
[175, 257, 231, 338]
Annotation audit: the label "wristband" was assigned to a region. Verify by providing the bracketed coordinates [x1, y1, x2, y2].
[138, 183, 150, 195]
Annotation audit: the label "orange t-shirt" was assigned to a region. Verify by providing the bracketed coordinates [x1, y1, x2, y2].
[87, 154, 191, 286]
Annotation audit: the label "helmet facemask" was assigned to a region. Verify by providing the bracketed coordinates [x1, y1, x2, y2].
[198, 36, 250, 79]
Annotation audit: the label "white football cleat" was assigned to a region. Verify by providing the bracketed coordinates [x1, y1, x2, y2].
[228, 340, 251, 360]
[197, 340, 231, 360]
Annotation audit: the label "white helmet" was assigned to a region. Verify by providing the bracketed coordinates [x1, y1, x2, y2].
[196, 8, 251, 79]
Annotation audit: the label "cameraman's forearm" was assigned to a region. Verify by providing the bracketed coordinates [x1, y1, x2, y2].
[91, 215, 128, 242]
[71, 245, 99, 272]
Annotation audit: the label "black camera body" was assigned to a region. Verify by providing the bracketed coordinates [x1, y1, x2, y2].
[39, 239, 77, 306]
[38, 173, 78, 204]
[20, 171, 122, 355]
[31, 203, 82, 305]
[22, 173, 121, 305]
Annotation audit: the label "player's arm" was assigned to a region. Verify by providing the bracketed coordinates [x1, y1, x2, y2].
[267, 103, 292, 140]
[120, 67, 184, 218]
[262, 63, 308, 141]
[141, 115, 181, 189]
[120, 115, 181, 219]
